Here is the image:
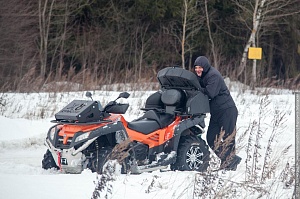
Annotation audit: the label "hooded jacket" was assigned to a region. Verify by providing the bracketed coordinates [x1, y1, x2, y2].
[194, 56, 236, 114]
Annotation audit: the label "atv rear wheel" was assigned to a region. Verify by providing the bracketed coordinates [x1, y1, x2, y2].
[171, 136, 210, 172]
[42, 150, 59, 170]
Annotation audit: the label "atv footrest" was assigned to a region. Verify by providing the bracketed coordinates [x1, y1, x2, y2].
[131, 153, 176, 174]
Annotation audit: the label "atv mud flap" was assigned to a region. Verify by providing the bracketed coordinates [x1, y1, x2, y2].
[45, 138, 87, 174]
[130, 151, 177, 174]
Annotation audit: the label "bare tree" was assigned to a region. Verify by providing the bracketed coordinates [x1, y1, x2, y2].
[181, 0, 207, 69]
[181, 0, 188, 69]
[0, 0, 40, 91]
[164, 0, 205, 69]
[38, 0, 55, 78]
[56, 0, 69, 81]
[234, 0, 300, 87]
[134, 24, 151, 82]
[204, 0, 219, 70]
[235, 0, 265, 88]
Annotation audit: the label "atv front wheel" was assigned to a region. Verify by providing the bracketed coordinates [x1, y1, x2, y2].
[171, 136, 210, 172]
[90, 147, 113, 174]
[89, 146, 130, 174]
[42, 149, 59, 170]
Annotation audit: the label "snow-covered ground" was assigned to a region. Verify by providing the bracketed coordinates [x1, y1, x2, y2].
[0, 84, 297, 199]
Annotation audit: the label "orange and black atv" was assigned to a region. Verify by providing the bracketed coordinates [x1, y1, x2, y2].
[42, 67, 211, 174]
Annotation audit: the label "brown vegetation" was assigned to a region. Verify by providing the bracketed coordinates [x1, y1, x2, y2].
[0, 0, 299, 92]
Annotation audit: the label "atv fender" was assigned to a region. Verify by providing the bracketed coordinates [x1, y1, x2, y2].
[69, 121, 128, 148]
[171, 115, 205, 152]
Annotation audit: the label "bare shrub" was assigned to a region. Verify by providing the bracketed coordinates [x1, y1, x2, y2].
[92, 139, 131, 199]
[280, 162, 295, 189]
[145, 175, 161, 194]
[91, 160, 119, 199]
[212, 128, 238, 169]
[0, 92, 6, 107]
[15, 66, 45, 93]
[193, 94, 294, 198]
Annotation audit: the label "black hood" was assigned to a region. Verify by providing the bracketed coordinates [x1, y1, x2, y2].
[194, 56, 211, 73]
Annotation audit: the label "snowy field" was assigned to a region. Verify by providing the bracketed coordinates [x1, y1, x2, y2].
[0, 83, 297, 199]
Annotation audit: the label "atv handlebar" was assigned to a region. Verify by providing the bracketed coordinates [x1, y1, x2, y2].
[86, 91, 130, 114]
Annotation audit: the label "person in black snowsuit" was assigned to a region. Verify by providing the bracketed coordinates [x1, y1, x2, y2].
[194, 56, 241, 171]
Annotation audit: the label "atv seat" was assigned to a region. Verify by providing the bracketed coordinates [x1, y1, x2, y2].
[161, 89, 186, 114]
[127, 110, 174, 134]
[144, 91, 164, 109]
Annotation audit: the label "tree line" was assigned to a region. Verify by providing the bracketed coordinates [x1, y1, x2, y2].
[0, 0, 299, 92]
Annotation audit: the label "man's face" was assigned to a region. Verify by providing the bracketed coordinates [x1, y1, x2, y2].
[195, 66, 204, 77]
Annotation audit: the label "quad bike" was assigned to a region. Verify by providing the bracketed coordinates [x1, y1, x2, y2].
[42, 67, 211, 174]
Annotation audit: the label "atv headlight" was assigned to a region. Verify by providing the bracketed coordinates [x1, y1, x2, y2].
[75, 132, 90, 142]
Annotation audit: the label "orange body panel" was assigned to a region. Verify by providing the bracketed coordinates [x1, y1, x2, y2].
[58, 124, 101, 144]
[57, 114, 121, 145]
[121, 116, 181, 148]
[57, 114, 181, 148]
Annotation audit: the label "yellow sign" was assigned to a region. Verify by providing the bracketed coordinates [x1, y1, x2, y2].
[248, 47, 262, 60]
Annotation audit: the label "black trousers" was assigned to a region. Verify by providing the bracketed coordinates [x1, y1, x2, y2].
[206, 106, 238, 162]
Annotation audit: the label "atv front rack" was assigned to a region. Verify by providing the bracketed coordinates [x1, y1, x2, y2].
[50, 119, 112, 125]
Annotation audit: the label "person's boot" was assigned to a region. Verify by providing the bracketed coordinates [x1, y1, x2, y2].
[220, 155, 242, 171]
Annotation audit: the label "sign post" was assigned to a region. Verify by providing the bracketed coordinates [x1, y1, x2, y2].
[248, 47, 262, 88]
[295, 92, 300, 199]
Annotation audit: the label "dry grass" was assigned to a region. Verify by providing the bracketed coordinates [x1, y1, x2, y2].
[193, 95, 295, 198]
[90, 94, 295, 198]
[0, 65, 161, 93]
[92, 139, 131, 199]
[1, 61, 299, 93]
[212, 128, 237, 169]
